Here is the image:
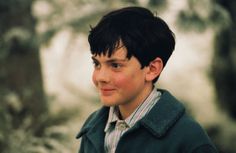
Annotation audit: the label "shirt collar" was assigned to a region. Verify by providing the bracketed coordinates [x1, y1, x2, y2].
[104, 87, 161, 132]
[125, 88, 161, 127]
[104, 106, 119, 132]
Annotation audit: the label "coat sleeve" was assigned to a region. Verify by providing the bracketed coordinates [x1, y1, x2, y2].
[192, 144, 218, 153]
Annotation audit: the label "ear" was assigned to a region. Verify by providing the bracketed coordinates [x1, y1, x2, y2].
[145, 57, 163, 82]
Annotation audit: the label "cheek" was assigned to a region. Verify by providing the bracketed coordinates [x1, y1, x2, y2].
[92, 71, 97, 86]
[113, 74, 134, 89]
[115, 70, 146, 89]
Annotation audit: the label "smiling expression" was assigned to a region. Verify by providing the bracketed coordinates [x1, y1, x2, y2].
[92, 46, 154, 114]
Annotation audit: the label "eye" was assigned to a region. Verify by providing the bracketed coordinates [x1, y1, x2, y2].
[92, 60, 100, 69]
[110, 63, 122, 69]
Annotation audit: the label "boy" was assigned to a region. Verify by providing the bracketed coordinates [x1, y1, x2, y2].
[76, 6, 217, 153]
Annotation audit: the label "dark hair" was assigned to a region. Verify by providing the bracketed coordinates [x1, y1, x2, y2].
[88, 6, 175, 83]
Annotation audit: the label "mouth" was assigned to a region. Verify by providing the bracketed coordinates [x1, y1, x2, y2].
[101, 88, 115, 91]
[100, 88, 115, 96]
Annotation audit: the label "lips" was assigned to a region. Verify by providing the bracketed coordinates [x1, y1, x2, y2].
[99, 88, 115, 96]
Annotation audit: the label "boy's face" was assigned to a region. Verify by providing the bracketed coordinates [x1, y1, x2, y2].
[92, 46, 153, 109]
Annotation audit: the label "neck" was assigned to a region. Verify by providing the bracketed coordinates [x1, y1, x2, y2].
[118, 85, 154, 119]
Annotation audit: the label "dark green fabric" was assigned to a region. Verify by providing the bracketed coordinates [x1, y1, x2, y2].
[76, 90, 218, 153]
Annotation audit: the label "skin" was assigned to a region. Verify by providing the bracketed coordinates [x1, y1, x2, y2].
[92, 46, 163, 119]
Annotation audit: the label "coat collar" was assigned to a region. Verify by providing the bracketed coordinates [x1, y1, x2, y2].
[76, 89, 185, 143]
[76, 106, 109, 153]
[139, 89, 185, 138]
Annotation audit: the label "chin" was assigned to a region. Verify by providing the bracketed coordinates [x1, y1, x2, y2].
[101, 99, 119, 107]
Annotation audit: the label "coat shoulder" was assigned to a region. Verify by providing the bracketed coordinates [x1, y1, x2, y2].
[171, 113, 216, 152]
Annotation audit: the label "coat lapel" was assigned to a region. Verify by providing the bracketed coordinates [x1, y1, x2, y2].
[77, 107, 109, 153]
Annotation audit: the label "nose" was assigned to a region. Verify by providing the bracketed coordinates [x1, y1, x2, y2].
[93, 67, 110, 84]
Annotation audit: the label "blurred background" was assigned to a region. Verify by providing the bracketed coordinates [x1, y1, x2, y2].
[0, 0, 236, 152]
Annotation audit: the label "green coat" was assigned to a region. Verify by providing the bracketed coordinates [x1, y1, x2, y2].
[76, 90, 218, 153]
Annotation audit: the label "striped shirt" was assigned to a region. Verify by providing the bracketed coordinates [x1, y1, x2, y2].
[104, 88, 162, 153]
